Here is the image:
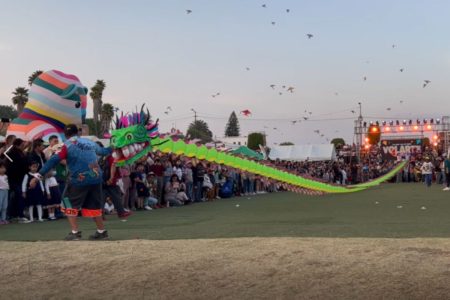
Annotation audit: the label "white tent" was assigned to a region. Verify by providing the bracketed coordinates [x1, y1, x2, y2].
[269, 144, 336, 161]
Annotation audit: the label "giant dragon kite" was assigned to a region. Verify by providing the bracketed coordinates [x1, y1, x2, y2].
[8, 70, 404, 194]
[108, 105, 405, 194]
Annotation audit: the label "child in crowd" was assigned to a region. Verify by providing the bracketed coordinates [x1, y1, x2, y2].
[0, 162, 9, 224]
[132, 163, 149, 210]
[176, 180, 190, 204]
[104, 197, 115, 215]
[22, 161, 45, 222]
[44, 170, 60, 220]
[146, 172, 160, 209]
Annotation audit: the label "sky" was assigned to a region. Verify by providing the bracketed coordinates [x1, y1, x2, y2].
[1, 0, 449, 145]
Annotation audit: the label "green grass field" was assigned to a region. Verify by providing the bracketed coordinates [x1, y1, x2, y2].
[1, 183, 450, 241]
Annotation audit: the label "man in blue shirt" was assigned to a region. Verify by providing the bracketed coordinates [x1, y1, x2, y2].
[30, 124, 112, 240]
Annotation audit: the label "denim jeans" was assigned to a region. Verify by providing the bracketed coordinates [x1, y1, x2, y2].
[424, 174, 432, 187]
[144, 196, 158, 207]
[243, 179, 249, 194]
[185, 181, 193, 200]
[0, 189, 8, 221]
[195, 181, 203, 201]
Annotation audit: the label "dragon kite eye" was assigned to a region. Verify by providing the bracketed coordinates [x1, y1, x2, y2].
[126, 133, 133, 140]
[111, 137, 116, 144]
[75, 101, 81, 108]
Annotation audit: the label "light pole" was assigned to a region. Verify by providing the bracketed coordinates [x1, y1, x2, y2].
[355, 102, 363, 163]
[191, 108, 197, 122]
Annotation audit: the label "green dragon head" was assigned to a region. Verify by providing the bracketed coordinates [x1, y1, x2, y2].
[109, 105, 159, 166]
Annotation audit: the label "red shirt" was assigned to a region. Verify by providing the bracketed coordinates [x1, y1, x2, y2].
[149, 164, 165, 177]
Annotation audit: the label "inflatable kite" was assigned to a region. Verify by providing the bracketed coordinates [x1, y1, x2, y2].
[7, 70, 87, 141]
[109, 106, 405, 194]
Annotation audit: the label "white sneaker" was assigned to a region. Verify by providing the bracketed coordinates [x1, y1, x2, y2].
[144, 206, 153, 211]
[38, 219, 45, 222]
[19, 219, 31, 224]
[443, 187, 450, 191]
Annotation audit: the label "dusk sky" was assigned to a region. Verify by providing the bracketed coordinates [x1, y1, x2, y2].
[1, 0, 449, 145]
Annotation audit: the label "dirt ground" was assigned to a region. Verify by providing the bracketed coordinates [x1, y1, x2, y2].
[2, 237, 450, 300]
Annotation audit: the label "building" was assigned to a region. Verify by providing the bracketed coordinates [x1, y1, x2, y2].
[214, 136, 248, 150]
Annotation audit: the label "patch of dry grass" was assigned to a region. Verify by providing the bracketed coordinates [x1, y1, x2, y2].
[2, 238, 450, 299]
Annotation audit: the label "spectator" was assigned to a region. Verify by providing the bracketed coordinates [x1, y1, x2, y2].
[421, 157, 434, 187]
[165, 174, 184, 206]
[22, 161, 45, 222]
[28, 138, 46, 171]
[6, 138, 29, 223]
[0, 162, 9, 224]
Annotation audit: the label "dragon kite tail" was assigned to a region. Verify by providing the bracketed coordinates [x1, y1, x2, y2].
[150, 137, 406, 195]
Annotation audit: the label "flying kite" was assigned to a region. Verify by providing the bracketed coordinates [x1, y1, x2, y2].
[241, 109, 251, 116]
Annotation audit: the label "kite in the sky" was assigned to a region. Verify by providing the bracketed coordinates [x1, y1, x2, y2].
[241, 109, 251, 116]
[423, 80, 431, 88]
[306, 34, 313, 39]
[186, 9, 192, 14]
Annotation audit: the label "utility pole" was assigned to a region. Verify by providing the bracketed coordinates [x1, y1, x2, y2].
[191, 108, 197, 122]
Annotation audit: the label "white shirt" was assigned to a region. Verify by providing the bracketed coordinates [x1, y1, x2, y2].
[104, 202, 115, 213]
[0, 175, 9, 190]
[173, 166, 183, 180]
[421, 162, 434, 175]
[22, 173, 45, 193]
[45, 177, 59, 194]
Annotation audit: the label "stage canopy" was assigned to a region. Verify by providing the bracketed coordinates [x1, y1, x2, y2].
[269, 144, 337, 161]
[231, 146, 264, 160]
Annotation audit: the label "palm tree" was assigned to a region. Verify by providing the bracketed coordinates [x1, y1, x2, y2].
[11, 87, 29, 114]
[89, 80, 106, 125]
[100, 103, 114, 134]
[28, 70, 43, 86]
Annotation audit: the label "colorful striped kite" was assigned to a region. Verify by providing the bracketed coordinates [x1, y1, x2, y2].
[7, 70, 87, 141]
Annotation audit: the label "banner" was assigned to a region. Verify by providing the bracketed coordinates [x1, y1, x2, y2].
[381, 139, 422, 160]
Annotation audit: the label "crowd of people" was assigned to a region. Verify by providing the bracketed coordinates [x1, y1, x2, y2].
[0, 132, 447, 231]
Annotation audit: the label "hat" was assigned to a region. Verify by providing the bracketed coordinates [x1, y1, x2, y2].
[148, 171, 155, 176]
